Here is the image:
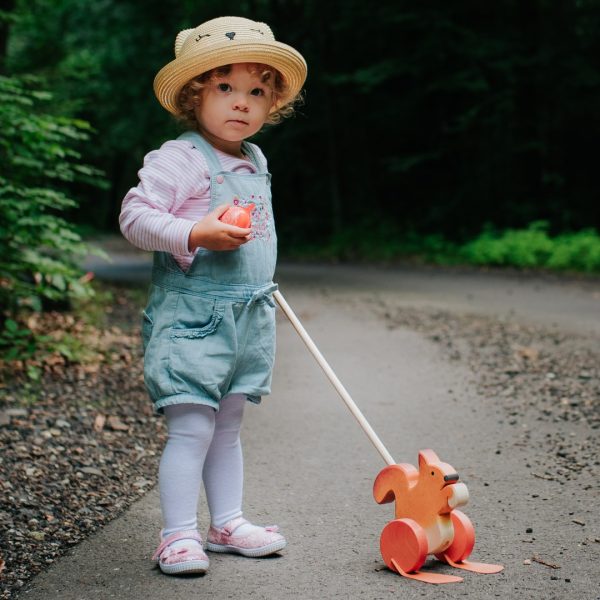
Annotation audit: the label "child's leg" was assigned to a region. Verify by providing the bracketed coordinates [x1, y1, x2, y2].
[203, 394, 286, 557]
[202, 393, 245, 527]
[160, 403, 216, 536]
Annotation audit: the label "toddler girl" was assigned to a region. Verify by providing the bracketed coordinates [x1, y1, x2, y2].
[119, 16, 306, 575]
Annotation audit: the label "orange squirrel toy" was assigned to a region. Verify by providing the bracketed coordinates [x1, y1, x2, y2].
[373, 449, 503, 584]
[219, 203, 255, 228]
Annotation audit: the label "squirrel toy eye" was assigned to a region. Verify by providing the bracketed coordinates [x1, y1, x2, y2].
[431, 471, 435, 476]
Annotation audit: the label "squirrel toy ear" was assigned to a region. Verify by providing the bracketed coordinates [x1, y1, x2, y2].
[418, 449, 441, 470]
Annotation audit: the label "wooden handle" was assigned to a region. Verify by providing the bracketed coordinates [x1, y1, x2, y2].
[273, 289, 395, 466]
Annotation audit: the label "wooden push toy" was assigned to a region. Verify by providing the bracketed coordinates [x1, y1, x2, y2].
[273, 291, 504, 585]
[374, 449, 503, 583]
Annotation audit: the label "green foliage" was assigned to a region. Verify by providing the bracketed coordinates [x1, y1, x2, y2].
[546, 230, 600, 272]
[0, 319, 43, 362]
[286, 220, 600, 273]
[461, 222, 600, 272]
[460, 221, 555, 268]
[285, 218, 459, 263]
[0, 282, 116, 378]
[4, 0, 599, 242]
[0, 74, 107, 315]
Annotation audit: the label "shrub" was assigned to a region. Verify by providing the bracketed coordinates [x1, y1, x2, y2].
[460, 221, 554, 267]
[0, 74, 107, 317]
[546, 229, 600, 272]
[284, 219, 600, 273]
[459, 221, 600, 271]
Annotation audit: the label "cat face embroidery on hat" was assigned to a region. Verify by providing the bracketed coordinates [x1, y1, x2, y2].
[224, 27, 265, 41]
[180, 18, 276, 55]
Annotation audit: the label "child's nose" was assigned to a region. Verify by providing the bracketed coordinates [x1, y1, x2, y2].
[232, 94, 249, 111]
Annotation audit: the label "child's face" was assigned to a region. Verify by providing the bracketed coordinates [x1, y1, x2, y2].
[194, 63, 274, 151]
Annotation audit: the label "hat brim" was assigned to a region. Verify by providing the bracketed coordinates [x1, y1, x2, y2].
[154, 41, 307, 115]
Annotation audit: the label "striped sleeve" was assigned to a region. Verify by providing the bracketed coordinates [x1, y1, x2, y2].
[119, 140, 210, 255]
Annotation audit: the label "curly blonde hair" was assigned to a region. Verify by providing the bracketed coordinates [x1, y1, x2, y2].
[176, 63, 302, 131]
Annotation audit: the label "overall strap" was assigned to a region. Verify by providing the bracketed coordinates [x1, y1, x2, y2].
[177, 130, 223, 174]
[241, 141, 266, 174]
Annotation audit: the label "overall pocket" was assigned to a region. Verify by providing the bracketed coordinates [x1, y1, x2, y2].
[169, 295, 234, 399]
[171, 295, 225, 338]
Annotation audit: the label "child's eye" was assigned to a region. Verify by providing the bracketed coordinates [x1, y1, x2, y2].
[217, 83, 232, 92]
[250, 87, 265, 96]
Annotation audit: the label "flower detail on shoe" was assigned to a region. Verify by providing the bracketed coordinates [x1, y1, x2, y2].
[206, 516, 287, 557]
[152, 529, 209, 575]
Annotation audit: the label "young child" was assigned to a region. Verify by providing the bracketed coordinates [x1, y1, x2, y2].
[119, 16, 306, 575]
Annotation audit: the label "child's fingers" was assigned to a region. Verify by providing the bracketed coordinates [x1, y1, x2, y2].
[226, 231, 251, 245]
[227, 226, 252, 238]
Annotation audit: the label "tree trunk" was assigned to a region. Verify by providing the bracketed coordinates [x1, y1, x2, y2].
[315, 4, 343, 235]
[0, 0, 16, 74]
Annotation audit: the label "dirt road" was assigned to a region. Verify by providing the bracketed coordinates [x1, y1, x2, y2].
[19, 257, 600, 599]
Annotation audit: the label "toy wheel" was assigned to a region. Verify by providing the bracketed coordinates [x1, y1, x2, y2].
[380, 518, 428, 573]
[435, 510, 475, 563]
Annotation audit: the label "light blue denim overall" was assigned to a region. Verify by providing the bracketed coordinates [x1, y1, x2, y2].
[141, 131, 277, 413]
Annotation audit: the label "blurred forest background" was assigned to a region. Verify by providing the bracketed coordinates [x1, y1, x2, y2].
[1, 0, 600, 320]
[2, 3, 600, 591]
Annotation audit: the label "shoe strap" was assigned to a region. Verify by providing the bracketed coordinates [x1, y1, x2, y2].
[221, 517, 249, 535]
[220, 517, 280, 535]
[152, 530, 203, 561]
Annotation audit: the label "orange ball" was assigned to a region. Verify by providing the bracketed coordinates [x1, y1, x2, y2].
[220, 203, 255, 228]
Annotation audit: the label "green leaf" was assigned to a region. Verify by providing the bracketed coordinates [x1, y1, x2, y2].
[4, 319, 19, 333]
[26, 364, 42, 381]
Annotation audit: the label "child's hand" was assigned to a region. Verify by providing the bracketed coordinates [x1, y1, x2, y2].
[188, 204, 252, 251]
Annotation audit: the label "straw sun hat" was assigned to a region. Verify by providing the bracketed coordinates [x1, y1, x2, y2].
[154, 16, 307, 115]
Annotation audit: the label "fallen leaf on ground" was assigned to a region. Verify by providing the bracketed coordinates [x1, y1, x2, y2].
[93, 414, 106, 432]
[516, 345, 539, 361]
[107, 416, 129, 431]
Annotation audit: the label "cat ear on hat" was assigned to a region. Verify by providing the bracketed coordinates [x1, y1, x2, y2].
[174, 28, 195, 57]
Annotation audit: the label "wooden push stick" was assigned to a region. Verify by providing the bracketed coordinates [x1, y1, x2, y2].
[273, 289, 396, 466]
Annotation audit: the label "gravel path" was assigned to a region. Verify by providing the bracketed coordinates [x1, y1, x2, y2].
[376, 300, 599, 484]
[1, 264, 599, 599]
[0, 286, 165, 598]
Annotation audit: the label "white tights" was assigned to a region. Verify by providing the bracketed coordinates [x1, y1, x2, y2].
[159, 394, 246, 537]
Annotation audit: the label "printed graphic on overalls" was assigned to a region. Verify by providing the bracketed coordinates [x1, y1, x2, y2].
[232, 195, 272, 241]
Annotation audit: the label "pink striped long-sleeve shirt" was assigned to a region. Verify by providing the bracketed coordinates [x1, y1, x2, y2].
[119, 139, 267, 271]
